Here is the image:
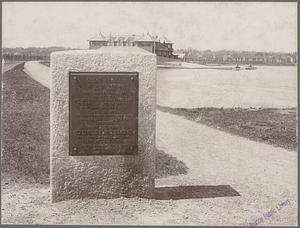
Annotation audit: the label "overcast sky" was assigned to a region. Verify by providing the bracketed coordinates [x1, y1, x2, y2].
[2, 2, 297, 52]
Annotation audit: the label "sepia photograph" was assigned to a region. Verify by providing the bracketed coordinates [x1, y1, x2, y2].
[1, 1, 298, 226]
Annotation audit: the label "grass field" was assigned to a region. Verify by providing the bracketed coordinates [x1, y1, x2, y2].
[158, 105, 297, 151]
[39, 61, 50, 67]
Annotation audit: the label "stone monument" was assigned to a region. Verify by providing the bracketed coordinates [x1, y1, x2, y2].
[50, 46, 156, 202]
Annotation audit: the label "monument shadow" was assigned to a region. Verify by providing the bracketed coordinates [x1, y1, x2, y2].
[154, 148, 240, 200]
[155, 148, 188, 178]
[155, 185, 240, 200]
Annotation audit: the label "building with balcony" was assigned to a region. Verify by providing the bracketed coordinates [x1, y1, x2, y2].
[88, 32, 177, 58]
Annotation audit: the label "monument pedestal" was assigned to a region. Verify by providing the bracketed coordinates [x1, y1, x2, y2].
[50, 47, 156, 202]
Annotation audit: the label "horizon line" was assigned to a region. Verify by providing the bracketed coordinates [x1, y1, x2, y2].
[2, 46, 297, 54]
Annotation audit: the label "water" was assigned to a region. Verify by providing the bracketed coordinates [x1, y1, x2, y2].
[157, 66, 297, 108]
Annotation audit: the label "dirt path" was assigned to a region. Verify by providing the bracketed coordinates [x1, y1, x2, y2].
[23, 61, 50, 88]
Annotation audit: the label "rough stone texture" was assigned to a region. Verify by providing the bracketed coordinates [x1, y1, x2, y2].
[50, 47, 156, 202]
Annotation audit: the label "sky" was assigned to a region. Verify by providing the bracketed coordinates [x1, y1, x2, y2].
[2, 2, 297, 52]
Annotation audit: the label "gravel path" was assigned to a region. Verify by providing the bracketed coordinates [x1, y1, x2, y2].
[23, 61, 50, 88]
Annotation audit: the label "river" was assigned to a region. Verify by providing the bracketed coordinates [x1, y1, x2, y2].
[157, 66, 297, 108]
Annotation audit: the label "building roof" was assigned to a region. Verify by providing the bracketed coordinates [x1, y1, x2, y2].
[125, 35, 137, 43]
[88, 32, 107, 41]
[88, 32, 172, 43]
[135, 33, 155, 42]
[97, 46, 156, 56]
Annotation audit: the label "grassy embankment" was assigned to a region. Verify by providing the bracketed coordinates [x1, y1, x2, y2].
[158, 105, 297, 151]
[1, 64, 187, 184]
[40, 61, 50, 67]
[2, 63, 50, 183]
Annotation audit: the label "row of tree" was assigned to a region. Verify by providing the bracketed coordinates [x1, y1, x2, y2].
[176, 48, 297, 65]
[2, 47, 79, 62]
[3, 46, 297, 65]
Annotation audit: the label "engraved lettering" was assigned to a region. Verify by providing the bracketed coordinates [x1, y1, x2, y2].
[69, 72, 138, 155]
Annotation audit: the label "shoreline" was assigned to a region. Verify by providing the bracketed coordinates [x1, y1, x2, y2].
[157, 65, 234, 70]
[157, 63, 297, 70]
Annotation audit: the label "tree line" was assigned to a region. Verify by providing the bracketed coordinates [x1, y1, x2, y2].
[176, 48, 297, 65]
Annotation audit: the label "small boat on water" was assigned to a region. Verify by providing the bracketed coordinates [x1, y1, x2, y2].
[234, 64, 241, 71]
[245, 65, 257, 70]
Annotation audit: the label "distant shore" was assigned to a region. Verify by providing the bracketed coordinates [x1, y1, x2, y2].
[157, 64, 234, 70]
[158, 59, 296, 68]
